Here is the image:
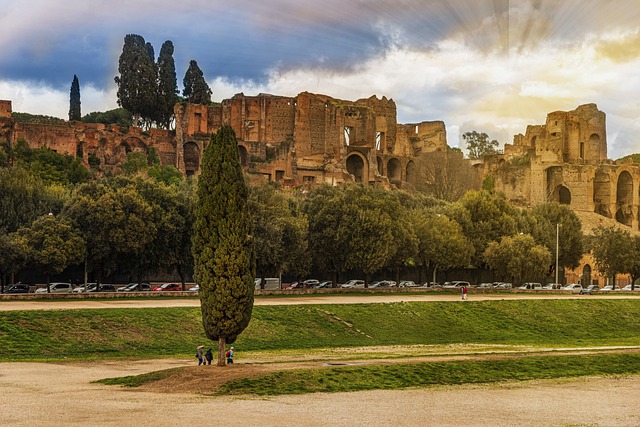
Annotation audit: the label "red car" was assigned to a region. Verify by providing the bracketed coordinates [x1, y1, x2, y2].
[153, 283, 182, 291]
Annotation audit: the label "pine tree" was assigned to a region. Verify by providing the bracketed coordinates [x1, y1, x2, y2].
[183, 60, 212, 105]
[156, 41, 179, 129]
[192, 125, 255, 366]
[114, 34, 158, 127]
[69, 75, 81, 121]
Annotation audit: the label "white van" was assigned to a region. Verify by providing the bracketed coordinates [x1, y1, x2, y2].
[255, 278, 281, 290]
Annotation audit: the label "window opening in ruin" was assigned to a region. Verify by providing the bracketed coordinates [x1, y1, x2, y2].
[276, 170, 284, 181]
[376, 132, 382, 150]
[183, 142, 200, 176]
[344, 127, 352, 146]
[303, 176, 316, 184]
[387, 158, 401, 181]
[406, 161, 415, 182]
[594, 170, 612, 218]
[415, 125, 419, 134]
[376, 156, 383, 174]
[558, 186, 571, 205]
[582, 264, 592, 286]
[580, 142, 584, 159]
[194, 113, 201, 131]
[346, 154, 366, 183]
[238, 145, 248, 166]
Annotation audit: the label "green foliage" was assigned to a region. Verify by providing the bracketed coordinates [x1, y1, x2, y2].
[0, 168, 68, 232]
[122, 152, 148, 175]
[616, 153, 640, 163]
[531, 203, 584, 270]
[462, 131, 499, 159]
[11, 112, 66, 125]
[12, 145, 90, 185]
[14, 214, 85, 283]
[69, 74, 81, 121]
[183, 60, 212, 105]
[250, 183, 310, 279]
[590, 226, 635, 282]
[88, 154, 101, 167]
[114, 34, 158, 126]
[484, 234, 552, 284]
[0, 231, 28, 281]
[81, 108, 132, 127]
[156, 40, 179, 129]
[193, 125, 255, 352]
[146, 147, 160, 166]
[481, 175, 495, 191]
[147, 165, 183, 185]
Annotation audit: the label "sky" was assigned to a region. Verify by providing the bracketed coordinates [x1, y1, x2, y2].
[1, 0, 639, 158]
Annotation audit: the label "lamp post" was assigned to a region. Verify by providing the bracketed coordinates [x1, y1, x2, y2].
[555, 223, 560, 285]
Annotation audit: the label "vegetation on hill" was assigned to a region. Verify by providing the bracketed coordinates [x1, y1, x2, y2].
[11, 112, 66, 125]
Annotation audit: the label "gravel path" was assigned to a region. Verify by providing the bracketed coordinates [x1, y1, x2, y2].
[0, 360, 639, 426]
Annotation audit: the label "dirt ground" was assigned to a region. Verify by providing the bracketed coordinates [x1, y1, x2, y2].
[2, 295, 640, 426]
[1, 359, 639, 426]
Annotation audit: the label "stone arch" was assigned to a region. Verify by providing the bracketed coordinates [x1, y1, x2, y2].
[376, 156, 383, 175]
[406, 161, 415, 182]
[594, 169, 611, 218]
[120, 137, 146, 154]
[387, 158, 402, 181]
[616, 208, 632, 227]
[183, 142, 200, 177]
[238, 145, 248, 167]
[530, 135, 537, 148]
[546, 166, 564, 202]
[558, 185, 571, 205]
[582, 264, 592, 286]
[346, 152, 368, 183]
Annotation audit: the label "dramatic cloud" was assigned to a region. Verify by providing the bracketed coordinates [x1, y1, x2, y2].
[1, 0, 639, 157]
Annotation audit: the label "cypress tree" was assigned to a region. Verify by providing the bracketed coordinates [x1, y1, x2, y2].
[156, 41, 179, 129]
[192, 125, 255, 366]
[69, 75, 81, 121]
[183, 60, 212, 105]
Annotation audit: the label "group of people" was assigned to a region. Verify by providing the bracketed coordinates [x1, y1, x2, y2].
[196, 345, 234, 365]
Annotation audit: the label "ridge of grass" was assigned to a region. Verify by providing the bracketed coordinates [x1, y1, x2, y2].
[2, 299, 640, 361]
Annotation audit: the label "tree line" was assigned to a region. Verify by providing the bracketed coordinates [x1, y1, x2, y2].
[0, 136, 595, 289]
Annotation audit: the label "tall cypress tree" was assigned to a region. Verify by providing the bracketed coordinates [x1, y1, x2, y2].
[183, 60, 212, 105]
[69, 75, 81, 121]
[114, 34, 157, 127]
[192, 125, 255, 366]
[156, 40, 179, 129]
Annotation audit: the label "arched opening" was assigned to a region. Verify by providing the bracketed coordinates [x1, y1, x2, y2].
[406, 161, 415, 182]
[387, 158, 401, 181]
[238, 145, 248, 167]
[594, 169, 611, 218]
[546, 166, 564, 202]
[558, 185, 571, 205]
[616, 170, 633, 226]
[582, 264, 592, 286]
[183, 142, 200, 177]
[120, 137, 145, 154]
[530, 135, 537, 148]
[346, 154, 367, 183]
[376, 156, 383, 175]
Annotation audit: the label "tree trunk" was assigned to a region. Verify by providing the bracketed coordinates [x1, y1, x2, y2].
[217, 336, 226, 367]
[177, 265, 186, 290]
[432, 265, 437, 286]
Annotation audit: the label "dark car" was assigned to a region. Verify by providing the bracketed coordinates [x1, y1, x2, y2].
[117, 283, 151, 292]
[3, 284, 30, 294]
[153, 283, 182, 292]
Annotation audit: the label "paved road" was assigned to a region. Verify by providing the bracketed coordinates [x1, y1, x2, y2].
[0, 292, 637, 311]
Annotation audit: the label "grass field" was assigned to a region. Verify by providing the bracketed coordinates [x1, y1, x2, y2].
[2, 299, 640, 361]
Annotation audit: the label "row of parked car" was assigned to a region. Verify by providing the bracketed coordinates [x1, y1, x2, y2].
[0, 282, 195, 294]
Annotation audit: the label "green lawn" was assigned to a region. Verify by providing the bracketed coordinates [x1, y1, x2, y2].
[1, 299, 640, 361]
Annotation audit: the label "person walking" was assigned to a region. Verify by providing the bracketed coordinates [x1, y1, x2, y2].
[196, 345, 205, 366]
[204, 347, 213, 365]
[462, 285, 468, 300]
[226, 346, 234, 364]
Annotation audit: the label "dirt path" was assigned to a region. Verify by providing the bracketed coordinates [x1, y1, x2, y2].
[1, 359, 639, 426]
[1, 292, 637, 311]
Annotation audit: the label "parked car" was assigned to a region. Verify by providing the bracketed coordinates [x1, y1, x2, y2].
[283, 282, 301, 289]
[398, 281, 417, 288]
[601, 284, 615, 291]
[543, 283, 562, 290]
[518, 282, 542, 290]
[443, 281, 470, 289]
[313, 281, 333, 289]
[34, 282, 74, 294]
[117, 282, 151, 292]
[153, 283, 182, 291]
[420, 282, 441, 288]
[302, 279, 320, 288]
[620, 284, 640, 291]
[369, 280, 396, 288]
[85, 284, 117, 292]
[189, 284, 200, 291]
[477, 283, 493, 289]
[581, 285, 599, 295]
[2, 284, 30, 294]
[340, 280, 365, 288]
[563, 283, 583, 294]
[494, 282, 513, 289]
[72, 283, 95, 293]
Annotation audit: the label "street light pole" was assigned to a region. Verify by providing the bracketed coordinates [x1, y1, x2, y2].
[555, 223, 559, 285]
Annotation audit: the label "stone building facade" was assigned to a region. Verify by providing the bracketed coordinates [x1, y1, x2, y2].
[0, 92, 447, 188]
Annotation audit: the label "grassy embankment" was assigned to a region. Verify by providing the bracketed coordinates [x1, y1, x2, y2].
[3, 299, 640, 394]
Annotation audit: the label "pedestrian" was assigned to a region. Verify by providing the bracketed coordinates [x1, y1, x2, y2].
[462, 285, 468, 300]
[205, 347, 213, 365]
[226, 346, 234, 364]
[196, 345, 204, 366]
